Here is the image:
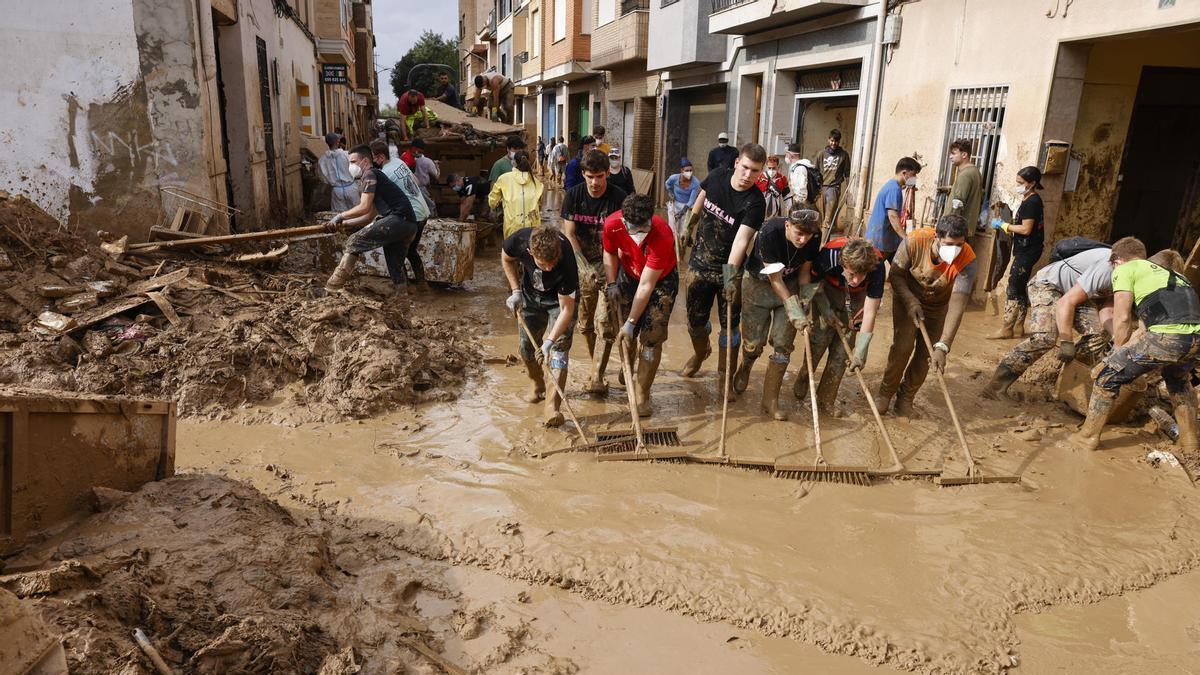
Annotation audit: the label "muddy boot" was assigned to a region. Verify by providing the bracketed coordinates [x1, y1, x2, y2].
[324, 252, 360, 292]
[981, 364, 1021, 401]
[635, 345, 662, 418]
[732, 350, 759, 394]
[1171, 391, 1199, 454]
[987, 300, 1018, 339]
[543, 364, 568, 427]
[893, 391, 917, 418]
[523, 359, 546, 403]
[1069, 389, 1116, 451]
[761, 357, 788, 420]
[585, 340, 612, 395]
[1013, 304, 1027, 338]
[680, 334, 711, 378]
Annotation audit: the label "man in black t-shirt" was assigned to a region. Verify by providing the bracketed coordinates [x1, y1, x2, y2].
[732, 209, 820, 419]
[325, 143, 419, 296]
[679, 143, 767, 395]
[561, 149, 627, 394]
[449, 174, 491, 221]
[501, 226, 579, 427]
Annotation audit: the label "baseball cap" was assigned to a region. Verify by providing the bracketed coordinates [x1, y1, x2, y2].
[786, 142, 802, 154]
[680, 157, 693, 168]
[608, 147, 621, 157]
[718, 132, 729, 141]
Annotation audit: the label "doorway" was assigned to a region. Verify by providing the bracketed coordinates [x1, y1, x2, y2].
[1111, 66, 1200, 253]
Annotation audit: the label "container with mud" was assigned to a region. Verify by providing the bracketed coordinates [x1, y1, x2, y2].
[1056, 359, 1145, 423]
[360, 218, 477, 284]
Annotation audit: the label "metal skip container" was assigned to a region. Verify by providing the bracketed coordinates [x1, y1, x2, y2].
[360, 218, 477, 284]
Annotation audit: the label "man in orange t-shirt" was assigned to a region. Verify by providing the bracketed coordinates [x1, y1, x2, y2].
[877, 214, 977, 417]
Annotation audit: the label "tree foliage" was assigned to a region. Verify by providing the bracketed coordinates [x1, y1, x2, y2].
[389, 31, 459, 102]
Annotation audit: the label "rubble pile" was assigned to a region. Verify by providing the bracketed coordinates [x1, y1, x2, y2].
[0, 192, 480, 421]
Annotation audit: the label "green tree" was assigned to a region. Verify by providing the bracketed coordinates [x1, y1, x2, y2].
[390, 31, 459, 102]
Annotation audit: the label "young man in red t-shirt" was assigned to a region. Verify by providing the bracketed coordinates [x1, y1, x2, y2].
[602, 194, 679, 417]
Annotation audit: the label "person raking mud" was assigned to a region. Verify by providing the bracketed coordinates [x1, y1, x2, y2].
[501, 226, 579, 427]
[877, 214, 977, 416]
[561, 149, 627, 394]
[1070, 249, 1200, 453]
[731, 208, 819, 419]
[680, 143, 768, 395]
[325, 142, 420, 297]
[603, 194, 679, 417]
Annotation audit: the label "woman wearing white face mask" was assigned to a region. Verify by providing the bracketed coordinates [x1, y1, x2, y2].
[876, 214, 978, 417]
[987, 166, 1045, 339]
[755, 155, 789, 220]
[664, 157, 701, 250]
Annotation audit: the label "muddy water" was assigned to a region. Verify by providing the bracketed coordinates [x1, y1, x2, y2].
[180, 196, 1200, 673]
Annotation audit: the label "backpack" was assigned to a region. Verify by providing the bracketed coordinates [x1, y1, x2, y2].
[1050, 236, 1107, 263]
[804, 166, 821, 203]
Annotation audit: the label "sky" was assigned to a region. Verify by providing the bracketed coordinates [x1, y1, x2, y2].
[373, 1, 459, 107]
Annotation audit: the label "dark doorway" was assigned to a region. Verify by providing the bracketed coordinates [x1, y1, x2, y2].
[212, 13, 236, 231]
[255, 37, 278, 205]
[1112, 67, 1200, 254]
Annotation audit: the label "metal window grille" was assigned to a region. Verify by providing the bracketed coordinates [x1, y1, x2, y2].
[710, 0, 755, 14]
[621, 0, 649, 14]
[936, 86, 1008, 223]
[795, 65, 862, 94]
[661, 0, 679, 7]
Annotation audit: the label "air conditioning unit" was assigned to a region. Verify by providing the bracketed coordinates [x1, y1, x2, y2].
[519, 51, 529, 63]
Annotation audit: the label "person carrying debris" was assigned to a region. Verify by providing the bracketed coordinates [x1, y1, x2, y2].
[987, 166, 1046, 339]
[981, 237, 1147, 401]
[561, 149, 628, 394]
[501, 226, 579, 427]
[679, 143, 768, 391]
[877, 215, 977, 416]
[324, 142, 420, 296]
[796, 236, 887, 416]
[398, 89, 436, 141]
[731, 208, 820, 420]
[471, 74, 515, 123]
[448, 174, 490, 221]
[602, 194, 679, 417]
[488, 150, 544, 238]
[1071, 249, 1200, 453]
[549, 137, 568, 186]
[318, 132, 361, 212]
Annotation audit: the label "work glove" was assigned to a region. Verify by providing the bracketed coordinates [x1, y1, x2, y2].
[722, 263, 742, 303]
[989, 218, 1011, 233]
[606, 282, 624, 306]
[783, 295, 809, 333]
[850, 331, 873, 371]
[930, 344, 948, 373]
[329, 213, 346, 230]
[619, 317, 636, 348]
[505, 289, 524, 315]
[1056, 339, 1076, 363]
[536, 338, 553, 365]
[682, 211, 700, 250]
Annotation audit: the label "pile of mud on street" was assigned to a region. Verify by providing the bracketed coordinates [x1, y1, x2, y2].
[0, 191, 480, 424]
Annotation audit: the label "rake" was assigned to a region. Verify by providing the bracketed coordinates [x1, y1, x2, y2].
[773, 325, 872, 485]
[914, 320, 1021, 486]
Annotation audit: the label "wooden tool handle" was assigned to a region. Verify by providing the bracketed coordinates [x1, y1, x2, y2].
[829, 315, 903, 474]
[614, 306, 646, 451]
[801, 327, 824, 464]
[915, 319, 976, 475]
[718, 297, 733, 458]
[515, 313, 589, 445]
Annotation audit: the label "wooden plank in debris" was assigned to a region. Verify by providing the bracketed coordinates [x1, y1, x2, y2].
[57, 296, 152, 335]
[168, 207, 187, 231]
[145, 292, 181, 327]
[122, 268, 190, 296]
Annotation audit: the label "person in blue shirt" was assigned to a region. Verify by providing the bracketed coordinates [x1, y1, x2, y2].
[664, 157, 701, 248]
[563, 136, 596, 191]
[865, 157, 922, 262]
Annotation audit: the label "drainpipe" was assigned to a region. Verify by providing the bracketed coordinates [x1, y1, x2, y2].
[854, 0, 889, 231]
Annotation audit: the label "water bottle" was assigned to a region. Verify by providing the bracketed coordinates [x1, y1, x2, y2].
[1149, 406, 1179, 440]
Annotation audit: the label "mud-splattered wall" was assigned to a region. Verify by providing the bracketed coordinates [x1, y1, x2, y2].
[0, 3, 213, 241]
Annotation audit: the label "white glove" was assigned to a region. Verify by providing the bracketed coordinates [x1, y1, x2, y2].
[330, 213, 345, 226]
[505, 289, 524, 314]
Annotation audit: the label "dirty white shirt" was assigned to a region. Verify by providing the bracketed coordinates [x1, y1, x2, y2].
[381, 158, 430, 222]
[1036, 247, 1113, 299]
[319, 149, 361, 212]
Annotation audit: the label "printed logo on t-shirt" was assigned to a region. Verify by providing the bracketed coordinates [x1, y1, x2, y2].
[566, 213, 606, 226]
[703, 197, 736, 227]
[531, 268, 548, 292]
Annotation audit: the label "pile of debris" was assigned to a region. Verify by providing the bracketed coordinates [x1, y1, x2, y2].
[0, 192, 480, 422]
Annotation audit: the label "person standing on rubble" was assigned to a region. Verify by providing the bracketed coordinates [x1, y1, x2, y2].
[318, 132, 360, 212]
[488, 150, 544, 238]
[877, 215, 977, 416]
[433, 71, 459, 109]
[501, 226, 579, 427]
[561, 149, 627, 394]
[1071, 248, 1200, 453]
[982, 237, 1146, 401]
[602, 193, 679, 418]
[987, 166, 1046, 339]
[324, 142, 420, 296]
[731, 208, 820, 420]
[679, 143, 767, 393]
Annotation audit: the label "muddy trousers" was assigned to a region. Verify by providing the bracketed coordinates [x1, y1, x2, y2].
[405, 219, 427, 283]
[614, 268, 679, 349]
[794, 287, 858, 405]
[685, 268, 741, 348]
[517, 292, 576, 411]
[1095, 331, 1200, 397]
[1005, 245, 1041, 305]
[880, 299, 948, 403]
[998, 281, 1108, 375]
[575, 258, 615, 348]
[818, 185, 842, 235]
[345, 215, 418, 288]
[740, 275, 797, 362]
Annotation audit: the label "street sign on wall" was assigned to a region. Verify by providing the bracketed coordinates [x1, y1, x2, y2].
[322, 64, 349, 85]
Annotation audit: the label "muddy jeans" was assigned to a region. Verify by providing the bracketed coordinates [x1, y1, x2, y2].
[998, 280, 1108, 375]
[517, 291, 575, 365]
[818, 185, 841, 233]
[740, 274, 798, 360]
[1096, 331, 1200, 396]
[614, 267, 679, 349]
[405, 219, 427, 282]
[880, 297, 948, 400]
[685, 267, 741, 347]
[576, 257, 615, 342]
[797, 284, 861, 402]
[345, 215, 418, 287]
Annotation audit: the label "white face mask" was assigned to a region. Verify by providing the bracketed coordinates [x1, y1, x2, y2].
[904, 176, 918, 188]
[1016, 184, 1028, 195]
[766, 168, 777, 177]
[682, 170, 693, 179]
[349, 163, 363, 179]
[938, 244, 963, 264]
[630, 231, 649, 245]
[508, 151, 516, 159]
[717, 140, 727, 146]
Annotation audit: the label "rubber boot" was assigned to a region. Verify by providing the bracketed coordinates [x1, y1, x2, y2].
[981, 364, 1021, 401]
[1170, 391, 1199, 454]
[680, 334, 711, 377]
[718, 345, 740, 401]
[1069, 389, 1116, 451]
[893, 390, 917, 418]
[761, 357, 788, 420]
[635, 345, 662, 418]
[324, 252, 360, 292]
[585, 340, 612, 395]
[522, 359, 545, 403]
[987, 300, 1018, 339]
[1013, 304, 1027, 338]
[732, 350, 759, 394]
[543, 364, 567, 427]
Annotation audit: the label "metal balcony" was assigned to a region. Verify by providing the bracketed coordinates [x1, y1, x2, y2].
[709, 0, 867, 35]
